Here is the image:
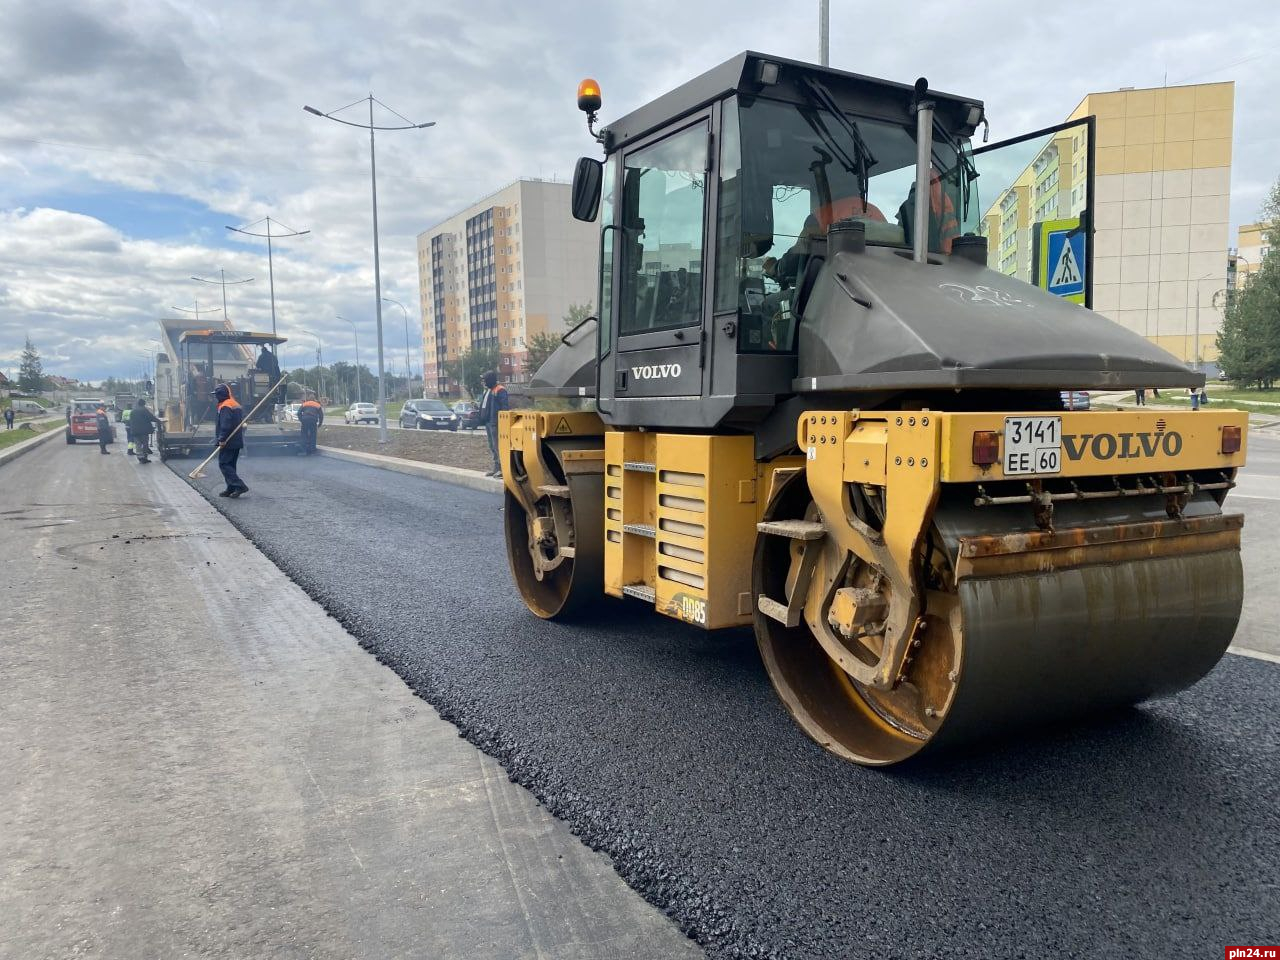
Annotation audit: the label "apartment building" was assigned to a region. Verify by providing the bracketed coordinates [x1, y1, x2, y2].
[416, 179, 598, 396]
[1231, 222, 1271, 289]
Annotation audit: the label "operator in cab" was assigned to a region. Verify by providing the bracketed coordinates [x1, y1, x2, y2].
[297, 392, 324, 456]
[256, 345, 281, 381]
[213, 384, 249, 498]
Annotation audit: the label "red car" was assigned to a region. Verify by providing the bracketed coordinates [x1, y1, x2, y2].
[66, 409, 115, 445]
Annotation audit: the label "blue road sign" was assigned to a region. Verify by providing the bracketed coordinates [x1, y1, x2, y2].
[1045, 228, 1086, 298]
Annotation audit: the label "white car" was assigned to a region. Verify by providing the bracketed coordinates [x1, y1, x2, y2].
[282, 403, 302, 422]
[344, 402, 379, 424]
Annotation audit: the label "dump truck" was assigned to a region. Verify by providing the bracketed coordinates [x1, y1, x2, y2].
[499, 53, 1247, 765]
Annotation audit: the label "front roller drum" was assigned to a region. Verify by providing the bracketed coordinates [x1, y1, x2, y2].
[504, 441, 604, 620]
[754, 474, 1243, 766]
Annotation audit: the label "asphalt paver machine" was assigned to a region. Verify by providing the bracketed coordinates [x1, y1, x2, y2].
[158, 329, 299, 459]
[500, 53, 1247, 765]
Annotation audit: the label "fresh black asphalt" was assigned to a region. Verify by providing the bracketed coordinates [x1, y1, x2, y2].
[180, 454, 1280, 960]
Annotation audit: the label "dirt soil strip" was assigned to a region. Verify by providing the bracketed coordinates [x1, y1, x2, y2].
[317, 423, 490, 472]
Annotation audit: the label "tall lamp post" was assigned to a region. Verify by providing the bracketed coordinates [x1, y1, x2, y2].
[172, 301, 222, 325]
[191, 269, 254, 322]
[304, 332, 325, 402]
[381, 297, 413, 398]
[1187, 270, 1219, 371]
[304, 95, 434, 442]
[226, 218, 310, 337]
[337, 315, 361, 404]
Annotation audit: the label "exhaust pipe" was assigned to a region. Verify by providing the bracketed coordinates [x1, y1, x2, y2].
[911, 77, 934, 264]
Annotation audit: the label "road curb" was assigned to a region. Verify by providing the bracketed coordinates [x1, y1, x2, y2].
[0, 425, 64, 468]
[316, 444, 503, 494]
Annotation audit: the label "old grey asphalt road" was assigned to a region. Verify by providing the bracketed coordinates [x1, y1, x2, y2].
[175, 435, 1280, 960]
[1230, 431, 1280, 660]
[0, 438, 703, 960]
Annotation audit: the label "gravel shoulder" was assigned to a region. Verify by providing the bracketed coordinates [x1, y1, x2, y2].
[317, 422, 490, 471]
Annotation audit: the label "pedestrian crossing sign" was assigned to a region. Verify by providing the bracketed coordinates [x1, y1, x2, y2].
[1035, 217, 1087, 303]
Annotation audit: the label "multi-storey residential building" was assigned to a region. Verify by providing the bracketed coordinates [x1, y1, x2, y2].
[1231, 222, 1271, 289]
[416, 179, 598, 397]
[982, 81, 1234, 368]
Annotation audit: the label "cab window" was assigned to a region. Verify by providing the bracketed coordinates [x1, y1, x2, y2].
[618, 122, 708, 337]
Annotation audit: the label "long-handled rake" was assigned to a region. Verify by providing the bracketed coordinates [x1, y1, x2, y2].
[189, 376, 289, 480]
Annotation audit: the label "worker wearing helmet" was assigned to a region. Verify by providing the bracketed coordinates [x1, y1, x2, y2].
[213, 384, 248, 498]
[297, 392, 324, 456]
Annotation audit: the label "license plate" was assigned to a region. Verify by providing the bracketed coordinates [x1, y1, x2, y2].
[1003, 416, 1062, 475]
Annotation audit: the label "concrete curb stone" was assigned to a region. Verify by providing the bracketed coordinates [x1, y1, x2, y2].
[0, 424, 65, 469]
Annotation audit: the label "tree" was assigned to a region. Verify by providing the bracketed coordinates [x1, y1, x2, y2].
[524, 331, 562, 378]
[524, 302, 594, 380]
[1218, 176, 1280, 387]
[564, 301, 593, 329]
[444, 345, 500, 399]
[18, 338, 43, 393]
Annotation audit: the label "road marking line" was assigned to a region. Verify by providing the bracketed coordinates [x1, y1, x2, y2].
[1229, 493, 1280, 502]
[1228, 646, 1280, 665]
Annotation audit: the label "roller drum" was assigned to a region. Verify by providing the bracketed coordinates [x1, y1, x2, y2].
[931, 547, 1241, 751]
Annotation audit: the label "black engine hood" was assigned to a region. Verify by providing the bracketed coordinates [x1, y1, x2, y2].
[796, 247, 1202, 392]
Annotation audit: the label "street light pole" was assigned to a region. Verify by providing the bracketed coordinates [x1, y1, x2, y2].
[304, 332, 325, 402]
[819, 0, 830, 65]
[1187, 270, 1219, 371]
[337, 316, 361, 404]
[382, 297, 412, 398]
[226, 218, 310, 337]
[191, 269, 254, 322]
[304, 96, 434, 442]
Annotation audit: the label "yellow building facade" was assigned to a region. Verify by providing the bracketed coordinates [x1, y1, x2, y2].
[1232, 222, 1270, 287]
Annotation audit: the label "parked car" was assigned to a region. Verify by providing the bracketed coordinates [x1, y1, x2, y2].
[1060, 390, 1091, 410]
[66, 407, 114, 445]
[282, 403, 302, 422]
[401, 398, 459, 431]
[452, 400, 482, 430]
[344, 402, 379, 425]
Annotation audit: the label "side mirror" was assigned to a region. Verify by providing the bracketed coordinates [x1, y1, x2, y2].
[571, 156, 604, 222]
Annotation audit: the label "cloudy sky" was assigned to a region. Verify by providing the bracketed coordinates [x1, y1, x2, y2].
[1, 0, 1277, 381]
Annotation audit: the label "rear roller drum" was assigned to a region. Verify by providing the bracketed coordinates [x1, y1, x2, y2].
[503, 440, 603, 620]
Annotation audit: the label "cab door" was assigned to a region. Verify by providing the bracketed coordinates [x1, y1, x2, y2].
[970, 116, 1096, 308]
[609, 113, 715, 405]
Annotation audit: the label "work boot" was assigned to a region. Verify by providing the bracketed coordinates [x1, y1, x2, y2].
[218, 489, 233, 497]
[228, 486, 249, 498]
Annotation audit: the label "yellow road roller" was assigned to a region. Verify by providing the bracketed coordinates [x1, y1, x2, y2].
[499, 53, 1247, 765]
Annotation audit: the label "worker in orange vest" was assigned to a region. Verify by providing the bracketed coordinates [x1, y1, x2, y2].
[213, 384, 248, 498]
[297, 392, 324, 456]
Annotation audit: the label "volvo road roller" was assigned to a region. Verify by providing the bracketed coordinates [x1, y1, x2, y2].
[498, 53, 1247, 765]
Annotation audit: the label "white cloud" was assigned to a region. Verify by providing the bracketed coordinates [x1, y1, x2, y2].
[1, 0, 1277, 379]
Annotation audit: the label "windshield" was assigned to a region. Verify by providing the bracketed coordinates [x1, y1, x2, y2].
[416, 401, 450, 411]
[716, 94, 980, 351]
